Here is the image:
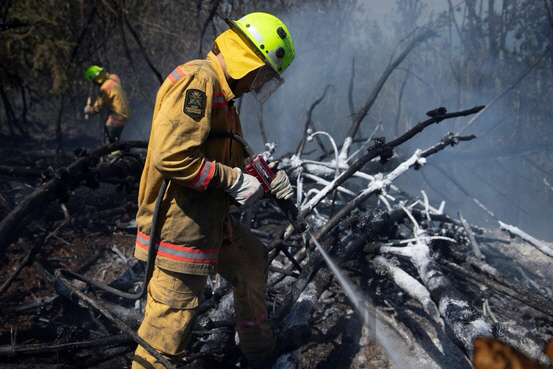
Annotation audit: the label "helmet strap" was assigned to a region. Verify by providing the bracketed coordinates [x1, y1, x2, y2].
[229, 77, 239, 92]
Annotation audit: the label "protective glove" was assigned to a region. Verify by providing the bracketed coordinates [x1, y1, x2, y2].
[84, 106, 91, 114]
[225, 168, 263, 207]
[268, 162, 294, 200]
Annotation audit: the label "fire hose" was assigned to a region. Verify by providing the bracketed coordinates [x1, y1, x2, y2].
[53, 133, 309, 367]
[209, 131, 308, 234]
[55, 133, 306, 299]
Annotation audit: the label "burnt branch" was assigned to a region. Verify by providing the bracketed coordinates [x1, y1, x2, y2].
[0, 164, 43, 178]
[295, 84, 334, 156]
[268, 106, 483, 251]
[258, 103, 267, 145]
[119, 15, 155, 109]
[0, 334, 133, 357]
[341, 28, 435, 156]
[499, 221, 553, 259]
[348, 58, 355, 119]
[0, 141, 147, 256]
[441, 259, 553, 318]
[459, 211, 485, 260]
[0, 247, 34, 297]
[271, 133, 476, 327]
[197, 0, 222, 58]
[121, 0, 163, 85]
[457, 52, 546, 135]
[55, 271, 176, 369]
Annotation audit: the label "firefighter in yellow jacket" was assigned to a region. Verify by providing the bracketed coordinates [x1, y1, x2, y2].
[132, 12, 296, 369]
[84, 66, 131, 143]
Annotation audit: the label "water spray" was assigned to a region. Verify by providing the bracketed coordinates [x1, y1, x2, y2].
[307, 230, 412, 369]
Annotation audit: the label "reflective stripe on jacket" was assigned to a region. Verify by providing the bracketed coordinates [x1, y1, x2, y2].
[134, 52, 247, 275]
[92, 73, 131, 126]
[136, 230, 219, 264]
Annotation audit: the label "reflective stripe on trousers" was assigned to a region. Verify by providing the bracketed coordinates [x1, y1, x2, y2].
[132, 215, 275, 368]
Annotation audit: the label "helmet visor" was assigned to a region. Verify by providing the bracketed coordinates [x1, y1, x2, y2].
[250, 65, 284, 104]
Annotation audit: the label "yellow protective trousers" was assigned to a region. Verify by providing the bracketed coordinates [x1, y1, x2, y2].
[132, 216, 275, 368]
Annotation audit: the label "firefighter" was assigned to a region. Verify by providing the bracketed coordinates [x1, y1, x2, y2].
[84, 66, 131, 143]
[132, 12, 296, 369]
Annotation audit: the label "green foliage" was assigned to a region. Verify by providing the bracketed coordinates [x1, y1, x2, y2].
[1, 0, 80, 95]
[1, 0, 348, 139]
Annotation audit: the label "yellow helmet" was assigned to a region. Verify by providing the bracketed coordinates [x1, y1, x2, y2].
[225, 13, 295, 103]
[226, 12, 295, 75]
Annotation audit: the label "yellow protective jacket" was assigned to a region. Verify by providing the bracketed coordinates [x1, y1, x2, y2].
[135, 52, 248, 276]
[91, 72, 131, 126]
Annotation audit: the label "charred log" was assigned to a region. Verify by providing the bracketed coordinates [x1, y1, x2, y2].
[0, 141, 146, 256]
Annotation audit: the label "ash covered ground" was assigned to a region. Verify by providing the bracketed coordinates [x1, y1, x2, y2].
[0, 140, 552, 369]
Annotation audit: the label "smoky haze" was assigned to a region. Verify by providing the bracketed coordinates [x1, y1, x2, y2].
[240, 0, 553, 241]
[124, 0, 553, 241]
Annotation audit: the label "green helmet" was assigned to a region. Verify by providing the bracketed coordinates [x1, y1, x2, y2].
[85, 65, 104, 82]
[226, 12, 295, 75]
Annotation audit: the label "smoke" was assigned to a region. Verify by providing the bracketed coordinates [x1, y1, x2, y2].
[239, 3, 384, 156]
[118, 0, 553, 241]
[237, 0, 553, 241]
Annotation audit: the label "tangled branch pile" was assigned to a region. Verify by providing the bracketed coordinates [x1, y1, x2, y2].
[0, 101, 551, 369]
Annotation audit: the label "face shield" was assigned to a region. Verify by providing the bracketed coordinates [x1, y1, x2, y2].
[250, 64, 284, 104]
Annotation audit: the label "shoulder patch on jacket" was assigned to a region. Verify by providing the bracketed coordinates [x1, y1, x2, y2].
[168, 67, 186, 83]
[183, 89, 206, 119]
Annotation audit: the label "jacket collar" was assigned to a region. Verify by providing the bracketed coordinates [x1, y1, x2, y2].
[207, 51, 235, 102]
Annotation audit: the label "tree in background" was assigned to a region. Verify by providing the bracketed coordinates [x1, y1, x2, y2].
[1, 0, 553, 238]
[0, 0, 345, 160]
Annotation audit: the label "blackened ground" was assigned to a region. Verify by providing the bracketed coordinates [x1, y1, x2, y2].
[1, 135, 552, 369]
